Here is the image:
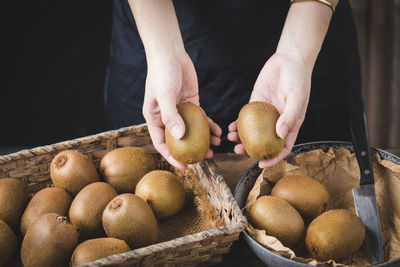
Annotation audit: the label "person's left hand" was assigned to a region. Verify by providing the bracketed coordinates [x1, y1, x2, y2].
[228, 52, 312, 168]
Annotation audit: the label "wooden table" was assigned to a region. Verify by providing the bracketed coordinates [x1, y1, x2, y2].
[212, 153, 265, 267]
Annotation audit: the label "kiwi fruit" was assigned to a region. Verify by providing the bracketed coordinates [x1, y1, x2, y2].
[271, 175, 329, 220]
[100, 147, 156, 193]
[70, 237, 130, 266]
[237, 101, 284, 160]
[165, 102, 210, 164]
[69, 182, 117, 238]
[305, 209, 366, 261]
[0, 178, 28, 228]
[50, 150, 99, 195]
[135, 170, 185, 220]
[0, 219, 18, 267]
[247, 196, 304, 247]
[20, 187, 73, 235]
[102, 194, 158, 249]
[21, 213, 79, 267]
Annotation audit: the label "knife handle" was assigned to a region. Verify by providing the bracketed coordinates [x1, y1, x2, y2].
[350, 111, 375, 186]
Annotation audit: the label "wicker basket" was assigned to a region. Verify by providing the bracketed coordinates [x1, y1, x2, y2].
[0, 124, 247, 267]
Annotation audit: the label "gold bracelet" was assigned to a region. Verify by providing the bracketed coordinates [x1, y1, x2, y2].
[290, 0, 336, 14]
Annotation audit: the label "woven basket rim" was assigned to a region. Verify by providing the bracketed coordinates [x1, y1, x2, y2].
[85, 222, 245, 266]
[0, 124, 147, 164]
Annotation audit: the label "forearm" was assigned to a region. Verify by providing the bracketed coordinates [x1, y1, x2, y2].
[277, 1, 338, 72]
[128, 0, 185, 63]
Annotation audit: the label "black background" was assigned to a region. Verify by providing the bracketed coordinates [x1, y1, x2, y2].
[1, 1, 112, 148]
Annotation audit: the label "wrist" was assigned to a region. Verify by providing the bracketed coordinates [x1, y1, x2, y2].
[146, 47, 188, 70]
[277, 0, 332, 73]
[145, 42, 186, 65]
[276, 41, 315, 74]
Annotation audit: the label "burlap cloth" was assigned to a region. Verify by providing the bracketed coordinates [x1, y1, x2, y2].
[244, 147, 400, 266]
[155, 163, 224, 243]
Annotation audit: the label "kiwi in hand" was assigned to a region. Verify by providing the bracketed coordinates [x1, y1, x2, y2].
[100, 147, 156, 193]
[20, 187, 73, 235]
[21, 213, 79, 267]
[247, 196, 304, 248]
[70, 237, 130, 266]
[271, 175, 329, 220]
[165, 102, 210, 164]
[305, 209, 366, 261]
[50, 150, 99, 195]
[0, 219, 18, 267]
[135, 170, 185, 220]
[69, 182, 117, 238]
[102, 194, 158, 249]
[0, 178, 28, 229]
[237, 101, 284, 160]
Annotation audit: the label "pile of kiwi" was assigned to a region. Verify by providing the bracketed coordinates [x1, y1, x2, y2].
[237, 101, 366, 261]
[0, 145, 188, 267]
[247, 174, 366, 261]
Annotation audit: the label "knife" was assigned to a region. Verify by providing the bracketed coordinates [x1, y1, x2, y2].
[351, 110, 384, 264]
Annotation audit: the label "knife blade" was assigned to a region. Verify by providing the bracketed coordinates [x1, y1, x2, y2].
[351, 110, 384, 264]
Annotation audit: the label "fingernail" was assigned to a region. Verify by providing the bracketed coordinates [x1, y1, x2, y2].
[278, 124, 289, 139]
[170, 125, 183, 139]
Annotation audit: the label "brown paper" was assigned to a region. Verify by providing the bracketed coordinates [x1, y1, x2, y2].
[244, 147, 400, 266]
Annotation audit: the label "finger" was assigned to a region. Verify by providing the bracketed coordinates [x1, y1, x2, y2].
[208, 117, 222, 137]
[147, 123, 187, 170]
[258, 147, 290, 169]
[228, 121, 237, 132]
[234, 144, 247, 155]
[211, 136, 221, 146]
[158, 97, 185, 140]
[147, 123, 166, 153]
[227, 132, 240, 143]
[158, 143, 187, 170]
[276, 92, 306, 139]
[205, 149, 213, 159]
[258, 127, 298, 168]
[283, 126, 299, 153]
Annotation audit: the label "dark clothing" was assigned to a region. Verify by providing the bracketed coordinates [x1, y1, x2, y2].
[104, 0, 361, 151]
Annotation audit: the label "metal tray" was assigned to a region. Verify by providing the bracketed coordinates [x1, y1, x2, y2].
[234, 141, 400, 267]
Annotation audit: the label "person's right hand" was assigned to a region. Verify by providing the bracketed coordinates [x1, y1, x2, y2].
[143, 52, 222, 170]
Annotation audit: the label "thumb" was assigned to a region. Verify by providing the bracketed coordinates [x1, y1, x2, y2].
[276, 94, 306, 139]
[158, 97, 185, 140]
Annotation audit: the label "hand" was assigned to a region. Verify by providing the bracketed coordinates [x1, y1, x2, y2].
[143, 52, 222, 170]
[228, 52, 312, 168]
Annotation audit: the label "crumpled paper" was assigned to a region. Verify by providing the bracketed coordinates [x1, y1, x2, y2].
[244, 147, 400, 267]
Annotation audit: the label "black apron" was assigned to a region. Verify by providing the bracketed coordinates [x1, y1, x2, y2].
[104, 0, 361, 152]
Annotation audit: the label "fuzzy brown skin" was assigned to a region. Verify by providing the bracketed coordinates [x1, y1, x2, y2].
[70, 237, 130, 266]
[0, 178, 28, 229]
[306, 209, 366, 261]
[165, 102, 210, 164]
[21, 213, 79, 267]
[135, 170, 185, 220]
[237, 101, 284, 160]
[20, 187, 73, 235]
[0, 219, 18, 267]
[102, 194, 158, 249]
[100, 147, 156, 193]
[50, 150, 99, 195]
[247, 196, 304, 248]
[271, 175, 329, 220]
[69, 182, 117, 238]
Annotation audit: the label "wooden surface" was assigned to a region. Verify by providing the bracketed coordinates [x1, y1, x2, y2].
[212, 153, 265, 267]
[349, 0, 400, 151]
